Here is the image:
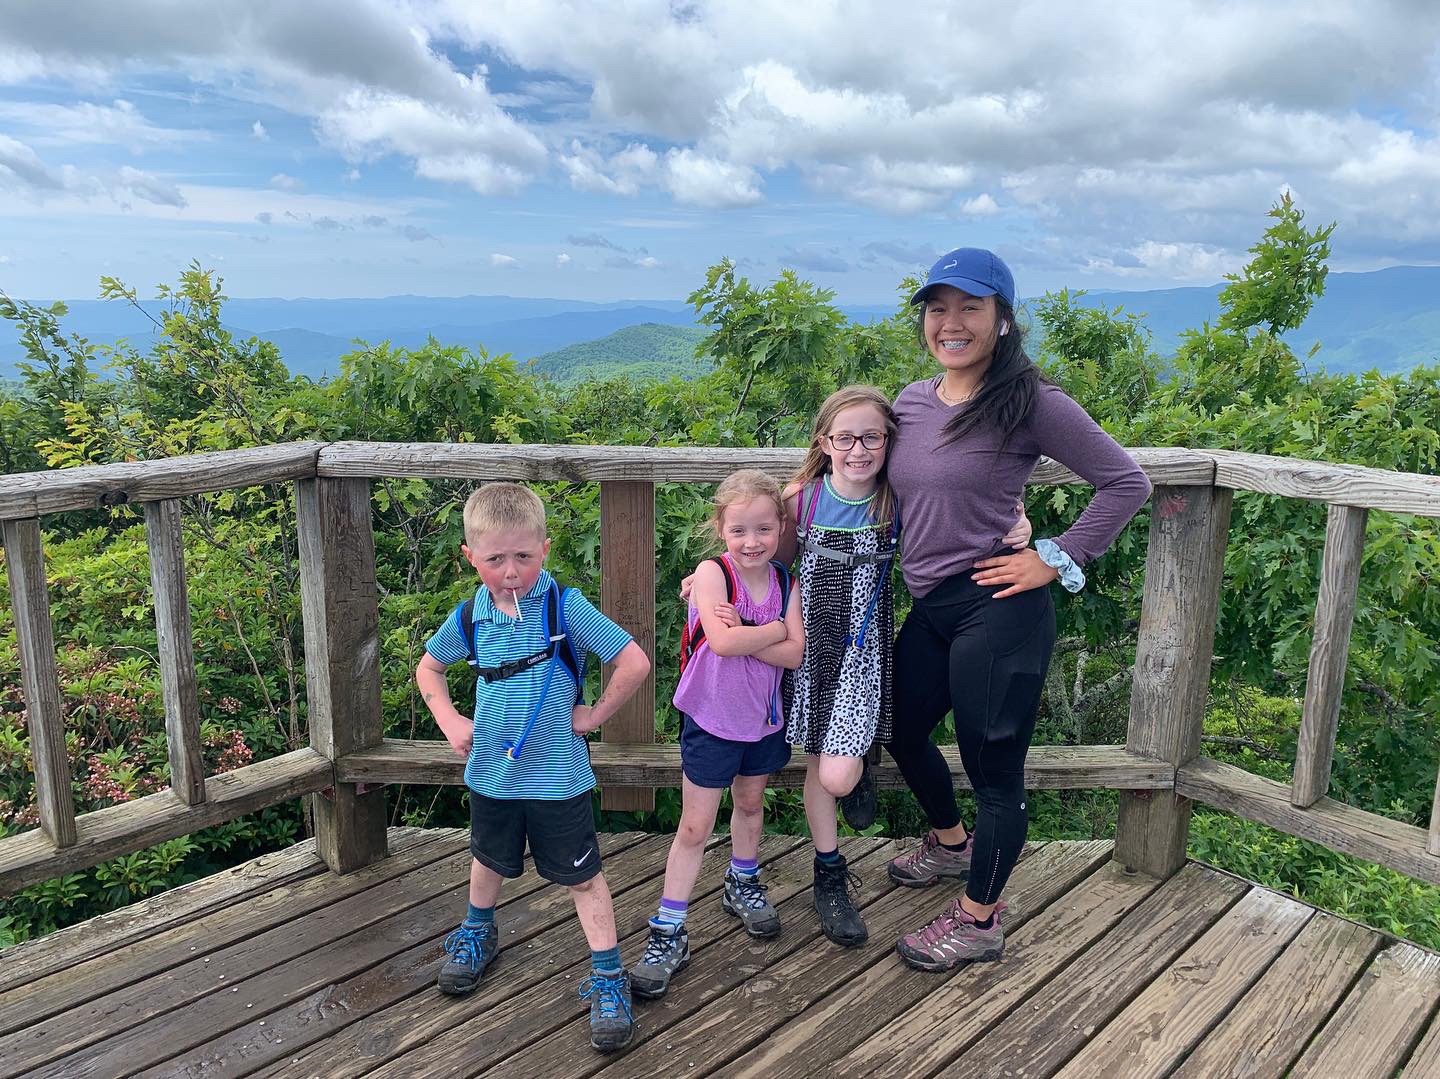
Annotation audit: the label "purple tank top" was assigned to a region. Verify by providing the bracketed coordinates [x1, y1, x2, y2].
[672, 556, 785, 742]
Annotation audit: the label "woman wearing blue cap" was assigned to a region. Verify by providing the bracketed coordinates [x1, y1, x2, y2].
[884, 248, 1151, 970]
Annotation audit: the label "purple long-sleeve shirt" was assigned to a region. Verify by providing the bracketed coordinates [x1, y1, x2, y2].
[889, 377, 1152, 598]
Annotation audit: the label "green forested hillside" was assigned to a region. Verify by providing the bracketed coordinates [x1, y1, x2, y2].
[1, 201, 1438, 951]
[527, 322, 711, 382]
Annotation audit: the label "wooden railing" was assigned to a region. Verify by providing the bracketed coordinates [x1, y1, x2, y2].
[2, 441, 1438, 897]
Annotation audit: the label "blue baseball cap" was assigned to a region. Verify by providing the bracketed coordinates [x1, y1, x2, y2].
[910, 247, 1015, 308]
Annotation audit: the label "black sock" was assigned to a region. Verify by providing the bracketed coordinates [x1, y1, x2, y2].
[940, 835, 970, 853]
[970, 912, 994, 929]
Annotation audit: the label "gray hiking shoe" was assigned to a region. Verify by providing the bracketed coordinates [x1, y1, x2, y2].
[813, 857, 868, 947]
[897, 899, 1007, 972]
[437, 922, 499, 994]
[580, 969, 634, 1052]
[887, 830, 971, 887]
[722, 869, 781, 937]
[629, 920, 690, 999]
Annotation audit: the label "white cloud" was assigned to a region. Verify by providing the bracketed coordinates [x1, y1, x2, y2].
[116, 165, 186, 208]
[663, 149, 760, 208]
[251, 120, 268, 140]
[270, 173, 302, 191]
[0, 99, 196, 150]
[558, 140, 659, 196]
[316, 81, 547, 195]
[556, 252, 571, 265]
[959, 194, 1000, 217]
[490, 252, 518, 267]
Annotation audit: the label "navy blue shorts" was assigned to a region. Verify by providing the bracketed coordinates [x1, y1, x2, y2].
[680, 715, 792, 789]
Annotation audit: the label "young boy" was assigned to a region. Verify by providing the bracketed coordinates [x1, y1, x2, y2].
[416, 482, 651, 1053]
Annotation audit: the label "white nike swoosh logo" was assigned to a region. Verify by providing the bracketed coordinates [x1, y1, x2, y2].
[942, 260, 958, 270]
[573, 848, 593, 867]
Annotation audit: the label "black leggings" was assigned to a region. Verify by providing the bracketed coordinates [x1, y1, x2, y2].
[886, 571, 1056, 905]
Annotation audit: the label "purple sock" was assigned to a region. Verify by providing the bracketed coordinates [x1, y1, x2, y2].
[656, 897, 689, 925]
[730, 856, 759, 879]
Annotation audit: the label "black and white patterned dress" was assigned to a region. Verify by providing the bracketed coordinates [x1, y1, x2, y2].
[784, 476, 896, 758]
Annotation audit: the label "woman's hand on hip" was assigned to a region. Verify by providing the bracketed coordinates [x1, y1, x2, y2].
[971, 549, 1059, 598]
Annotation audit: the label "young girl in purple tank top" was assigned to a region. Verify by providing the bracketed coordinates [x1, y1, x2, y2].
[629, 469, 804, 1001]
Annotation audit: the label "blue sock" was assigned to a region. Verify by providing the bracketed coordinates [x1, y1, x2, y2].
[463, 903, 494, 929]
[591, 945, 622, 974]
[814, 847, 842, 867]
[730, 856, 759, 879]
[656, 897, 689, 926]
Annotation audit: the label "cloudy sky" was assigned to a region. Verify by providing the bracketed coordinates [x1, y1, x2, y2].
[3, 0, 1439, 302]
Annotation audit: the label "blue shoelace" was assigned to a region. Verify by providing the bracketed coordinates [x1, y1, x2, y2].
[579, 971, 632, 1022]
[443, 924, 494, 970]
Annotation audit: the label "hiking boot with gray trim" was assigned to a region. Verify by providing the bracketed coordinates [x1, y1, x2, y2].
[721, 868, 781, 937]
[580, 969, 634, 1052]
[896, 899, 1007, 971]
[437, 922, 500, 994]
[887, 830, 971, 887]
[813, 856, 868, 947]
[629, 920, 690, 999]
[839, 758, 878, 831]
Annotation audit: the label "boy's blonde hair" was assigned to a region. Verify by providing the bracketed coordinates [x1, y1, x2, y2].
[791, 384, 897, 528]
[463, 482, 547, 546]
[710, 469, 786, 543]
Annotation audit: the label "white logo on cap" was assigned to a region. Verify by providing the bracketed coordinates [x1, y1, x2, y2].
[942, 260, 958, 270]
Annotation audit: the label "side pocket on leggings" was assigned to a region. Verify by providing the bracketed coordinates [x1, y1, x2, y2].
[981, 586, 1055, 661]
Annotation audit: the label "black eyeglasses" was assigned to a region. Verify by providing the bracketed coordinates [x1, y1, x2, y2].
[824, 432, 888, 451]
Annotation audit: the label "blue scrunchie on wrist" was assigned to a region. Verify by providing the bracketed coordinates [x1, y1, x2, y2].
[1035, 538, 1085, 593]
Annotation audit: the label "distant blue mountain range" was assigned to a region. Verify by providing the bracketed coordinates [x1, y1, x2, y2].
[3, 266, 1436, 381]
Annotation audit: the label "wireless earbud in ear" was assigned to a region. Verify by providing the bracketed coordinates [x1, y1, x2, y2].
[999, 321, 1010, 336]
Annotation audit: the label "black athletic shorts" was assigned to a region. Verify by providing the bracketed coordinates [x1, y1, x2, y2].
[468, 790, 601, 886]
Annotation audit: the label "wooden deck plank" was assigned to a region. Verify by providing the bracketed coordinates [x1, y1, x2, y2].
[0, 834, 327, 995]
[1401, 999, 1440, 1077]
[792, 852, 1156, 1079]
[1053, 888, 1314, 1078]
[157, 832, 793, 1079]
[931, 862, 1248, 1079]
[1290, 942, 1440, 1079]
[471, 838, 912, 1079]
[3, 834, 1436, 1079]
[334, 834, 834, 1079]
[1171, 912, 1380, 1079]
[0, 828, 464, 1041]
[28, 833, 658, 1079]
[568, 846, 1108, 1079]
[712, 841, 1127, 1079]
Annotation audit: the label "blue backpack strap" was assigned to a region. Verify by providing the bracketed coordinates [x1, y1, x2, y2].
[453, 598, 477, 666]
[769, 559, 792, 610]
[552, 582, 586, 704]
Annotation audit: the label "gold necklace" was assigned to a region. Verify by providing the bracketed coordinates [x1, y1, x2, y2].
[936, 379, 977, 406]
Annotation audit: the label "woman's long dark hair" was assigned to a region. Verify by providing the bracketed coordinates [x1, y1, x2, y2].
[918, 296, 1051, 446]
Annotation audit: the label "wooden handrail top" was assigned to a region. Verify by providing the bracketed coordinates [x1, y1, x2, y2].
[337, 738, 1174, 791]
[0, 442, 325, 521]
[2, 441, 1437, 521]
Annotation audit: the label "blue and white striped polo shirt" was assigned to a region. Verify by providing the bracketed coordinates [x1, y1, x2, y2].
[425, 570, 633, 799]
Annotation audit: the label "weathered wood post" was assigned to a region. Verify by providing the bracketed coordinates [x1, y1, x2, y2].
[599, 479, 657, 812]
[1114, 484, 1233, 877]
[2, 519, 77, 849]
[143, 499, 207, 806]
[297, 477, 388, 871]
[1291, 503, 1367, 807]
